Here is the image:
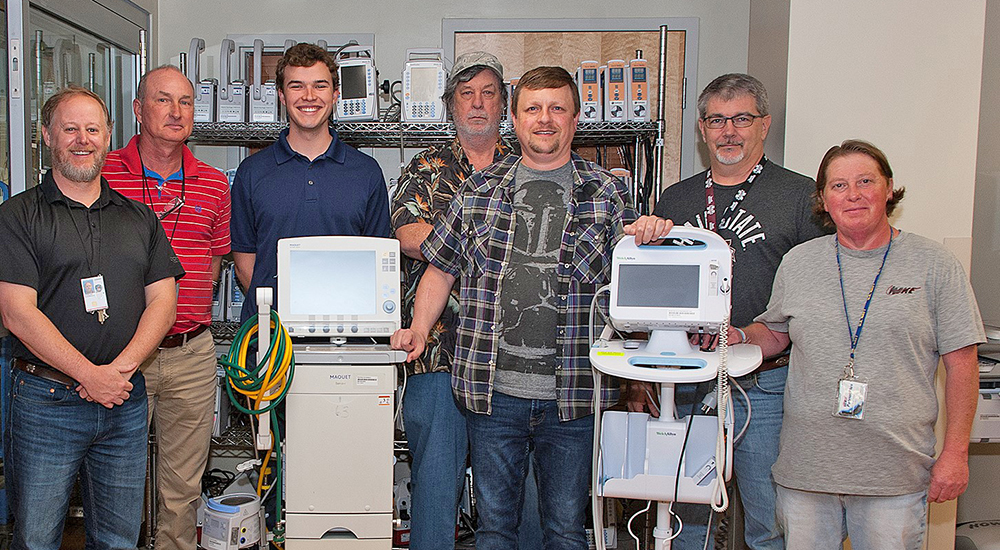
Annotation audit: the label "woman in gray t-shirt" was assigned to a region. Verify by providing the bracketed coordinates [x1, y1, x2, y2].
[727, 139, 984, 549]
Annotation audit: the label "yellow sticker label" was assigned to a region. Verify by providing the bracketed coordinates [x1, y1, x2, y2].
[596, 351, 625, 356]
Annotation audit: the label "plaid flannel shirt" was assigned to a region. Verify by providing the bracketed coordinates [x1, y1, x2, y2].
[421, 152, 636, 421]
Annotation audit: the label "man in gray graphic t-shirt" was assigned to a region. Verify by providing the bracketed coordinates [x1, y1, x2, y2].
[391, 66, 663, 549]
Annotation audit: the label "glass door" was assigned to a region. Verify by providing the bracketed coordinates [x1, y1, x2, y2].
[28, 6, 139, 185]
[7, 0, 148, 194]
[1, 2, 10, 203]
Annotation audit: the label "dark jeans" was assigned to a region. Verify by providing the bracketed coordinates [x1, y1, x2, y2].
[464, 392, 593, 550]
[7, 369, 148, 550]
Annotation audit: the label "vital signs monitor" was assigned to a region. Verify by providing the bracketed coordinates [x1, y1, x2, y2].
[608, 230, 731, 334]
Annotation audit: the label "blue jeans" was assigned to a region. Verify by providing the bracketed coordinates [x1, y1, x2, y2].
[403, 372, 469, 550]
[518, 458, 543, 549]
[672, 366, 786, 550]
[404, 374, 546, 550]
[776, 485, 927, 550]
[464, 392, 593, 550]
[7, 369, 148, 550]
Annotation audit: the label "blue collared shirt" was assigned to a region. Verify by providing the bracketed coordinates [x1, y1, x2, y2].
[231, 126, 390, 321]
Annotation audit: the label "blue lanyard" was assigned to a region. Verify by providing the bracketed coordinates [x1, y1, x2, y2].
[835, 228, 893, 376]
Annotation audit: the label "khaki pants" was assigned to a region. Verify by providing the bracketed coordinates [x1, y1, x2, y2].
[141, 328, 217, 550]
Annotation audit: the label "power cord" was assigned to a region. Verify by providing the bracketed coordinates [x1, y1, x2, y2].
[627, 500, 651, 548]
[202, 468, 237, 498]
[627, 502, 682, 547]
[711, 316, 731, 513]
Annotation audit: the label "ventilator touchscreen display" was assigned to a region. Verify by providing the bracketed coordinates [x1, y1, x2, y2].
[617, 264, 700, 308]
[288, 250, 376, 315]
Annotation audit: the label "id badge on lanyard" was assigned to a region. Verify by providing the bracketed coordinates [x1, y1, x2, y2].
[81, 274, 110, 324]
[834, 365, 868, 420]
[832, 229, 893, 421]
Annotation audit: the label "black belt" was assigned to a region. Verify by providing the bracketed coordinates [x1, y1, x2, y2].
[159, 324, 208, 349]
[12, 358, 77, 386]
[756, 354, 789, 374]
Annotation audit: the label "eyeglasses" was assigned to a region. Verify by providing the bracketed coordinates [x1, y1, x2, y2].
[701, 114, 765, 129]
[158, 196, 184, 220]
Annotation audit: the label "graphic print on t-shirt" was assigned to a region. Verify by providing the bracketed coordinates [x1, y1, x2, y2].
[690, 184, 767, 252]
[496, 177, 568, 375]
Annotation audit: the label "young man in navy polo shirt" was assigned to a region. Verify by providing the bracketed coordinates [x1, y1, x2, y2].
[230, 43, 390, 320]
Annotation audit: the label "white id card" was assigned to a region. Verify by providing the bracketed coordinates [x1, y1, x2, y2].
[81, 275, 109, 313]
[833, 377, 867, 420]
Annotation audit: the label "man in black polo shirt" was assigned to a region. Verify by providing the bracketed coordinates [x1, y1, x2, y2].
[0, 86, 184, 550]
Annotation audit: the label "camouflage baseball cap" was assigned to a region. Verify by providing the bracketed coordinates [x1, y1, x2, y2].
[450, 51, 504, 81]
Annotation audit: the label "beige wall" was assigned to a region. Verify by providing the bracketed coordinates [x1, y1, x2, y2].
[784, 0, 986, 250]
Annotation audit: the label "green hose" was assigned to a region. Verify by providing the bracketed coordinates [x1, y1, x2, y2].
[217, 310, 294, 544]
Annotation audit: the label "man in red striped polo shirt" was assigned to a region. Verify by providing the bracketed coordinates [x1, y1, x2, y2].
[103, 64, 231, 550]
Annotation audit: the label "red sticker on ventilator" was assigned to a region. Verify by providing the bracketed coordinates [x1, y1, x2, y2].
[378, 395, 392, 406]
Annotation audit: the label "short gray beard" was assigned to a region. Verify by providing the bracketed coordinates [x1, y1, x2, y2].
[714, 148, 745, 166]
[454, 116, 500, 139]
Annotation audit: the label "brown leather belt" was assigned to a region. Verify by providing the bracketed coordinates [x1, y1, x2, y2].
[159, 324, 208, 349]
[12, 358, 77, 386]
[756, 354, 789, 373]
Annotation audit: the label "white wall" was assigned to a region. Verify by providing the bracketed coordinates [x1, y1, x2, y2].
[157, 0, 749, 97]
[784, 0, 986, 249]
[970, 0, 1000, 330]
[747, 0, 791, 165]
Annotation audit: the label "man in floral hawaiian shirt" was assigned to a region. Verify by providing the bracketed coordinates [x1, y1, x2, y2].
[390, 51, 516, 550]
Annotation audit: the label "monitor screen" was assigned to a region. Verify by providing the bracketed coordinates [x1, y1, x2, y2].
[287, 250, 376, 315]
[617, 264, 700, 309]
[341, 65, 368, 100]
[631, 67, 646, 82]
[609, 67, 624, 83]
[583, 68, 598, 83]
[409, 67, 439, 101]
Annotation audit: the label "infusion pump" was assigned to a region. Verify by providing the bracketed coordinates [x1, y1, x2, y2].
[604, 59, 627, 122]
[401, 49, 447, 123]
[576, 61, 602, 123]
[336, 45, 378, 122]
[627, 53, 649, 122]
